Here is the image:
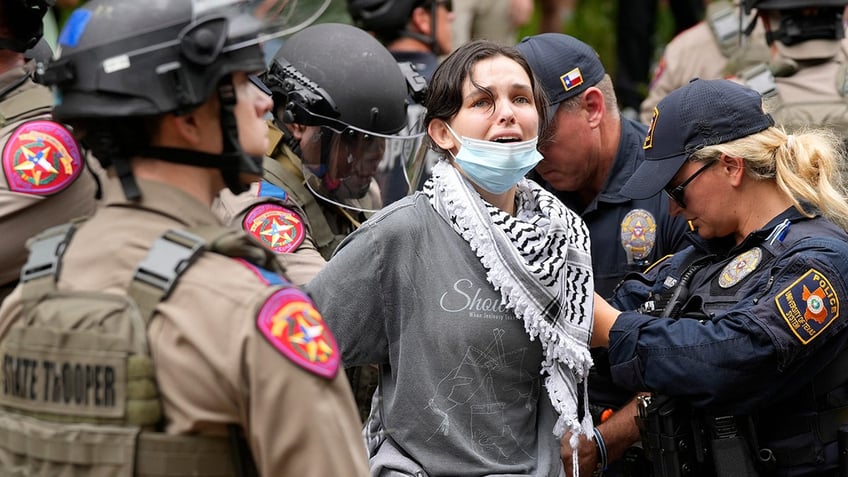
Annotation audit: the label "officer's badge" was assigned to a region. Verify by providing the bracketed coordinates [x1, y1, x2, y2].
[775, 268, 839, 345]
[620, 209, 657, 262]
[243, 203, 305, 254]
[257, 288, 340, 378]
[2, 120, 83, 195]
[718, 247, 762, 288]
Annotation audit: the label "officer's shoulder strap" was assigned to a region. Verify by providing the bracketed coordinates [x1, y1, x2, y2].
[738, 62, 779, 99]
[129, 224, 284, 324]
[706, 0, 741, 58]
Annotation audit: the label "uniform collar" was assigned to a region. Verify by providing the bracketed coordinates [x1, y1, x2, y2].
[101, 176, 223, 228]
[0, 60, 35, 99]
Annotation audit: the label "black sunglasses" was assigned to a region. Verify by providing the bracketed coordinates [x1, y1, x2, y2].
[663, 161, 715, 209]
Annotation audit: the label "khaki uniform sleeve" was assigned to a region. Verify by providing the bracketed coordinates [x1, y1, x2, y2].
[148, 256, 368, 476]
[214, 186, 328, 285]
[641, 23, 728, 124]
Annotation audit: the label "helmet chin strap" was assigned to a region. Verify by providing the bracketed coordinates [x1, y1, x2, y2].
[217, 76, 263, 194]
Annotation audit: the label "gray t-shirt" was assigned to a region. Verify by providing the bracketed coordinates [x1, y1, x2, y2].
[307, 193, 564, 477]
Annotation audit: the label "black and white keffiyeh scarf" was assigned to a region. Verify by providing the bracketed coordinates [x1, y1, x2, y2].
[424, 160, 595, 467]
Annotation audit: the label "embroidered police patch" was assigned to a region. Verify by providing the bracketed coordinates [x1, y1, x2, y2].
[243, 203, 305, 254]
[620, 209, 657, 262]
[718, 247, 762, 288]
[775, 268, 839, 345]
[2, 120, 83, 195]
[257, 288, 340, 378]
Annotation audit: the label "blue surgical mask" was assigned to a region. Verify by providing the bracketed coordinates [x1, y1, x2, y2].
[445, 124, 543, 194]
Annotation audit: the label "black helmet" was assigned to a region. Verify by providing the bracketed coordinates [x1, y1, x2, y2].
[743, 0, 848, 13]
[262, 23, 427, 210]
[41, 0, 279, 198]
[346, 0, 446, 54]
[0, 0, 54, 52]
[742, 0, 847, 45]
[265, 22, 409, 135]
[347, 0, 419, 32]
[44, 1, 267, 121]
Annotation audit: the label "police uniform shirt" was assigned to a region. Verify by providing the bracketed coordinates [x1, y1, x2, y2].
[550, 117, 691, 299]
[0, 60, 98, 292]
[0, 177, 369, 476]
[608, 208, 848, 474]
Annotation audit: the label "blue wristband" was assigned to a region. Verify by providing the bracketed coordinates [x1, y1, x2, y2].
[593, 427, 609, 472]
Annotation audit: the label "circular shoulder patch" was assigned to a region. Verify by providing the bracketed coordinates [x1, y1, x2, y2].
[3, 120, 83, 195]
[242, 203, 306, 254]
[256, 288, 340, 379]
[718, 247, 762, 288]
[620, 209, 657, 262]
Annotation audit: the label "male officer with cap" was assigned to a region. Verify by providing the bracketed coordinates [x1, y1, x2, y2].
[640, 0, 771, 124]
[515, 32, 691, 476]
[736, 0, 848, 139]
[0, 0, 99, 305]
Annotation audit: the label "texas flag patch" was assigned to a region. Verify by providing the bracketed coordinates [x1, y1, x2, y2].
[257, 288, 340, 379]
[2, 120, 83, 195]
[775, 268, 840, 344]
[560, 67, 584, 91]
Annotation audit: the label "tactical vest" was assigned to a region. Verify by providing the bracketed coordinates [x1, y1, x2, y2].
[634, 218, 848, 475]
[263, 126, 356, 260]
[739, 43, 848, 138]
[706, 1, 771, 76]
[0, 221, 273, 476]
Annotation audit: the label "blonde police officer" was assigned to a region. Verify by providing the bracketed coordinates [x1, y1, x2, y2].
[0, 0, 369, 475]
[0, 0, 99, 304]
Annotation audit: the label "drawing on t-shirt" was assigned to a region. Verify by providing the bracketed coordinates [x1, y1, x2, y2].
[424, 328, 539, 464]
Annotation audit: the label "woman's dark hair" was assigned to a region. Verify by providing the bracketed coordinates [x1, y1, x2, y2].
[423, 39, 549, 153]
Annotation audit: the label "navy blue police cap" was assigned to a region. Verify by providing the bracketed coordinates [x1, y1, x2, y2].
[621, 78, 774, 200]
[515, 33, 606, 116]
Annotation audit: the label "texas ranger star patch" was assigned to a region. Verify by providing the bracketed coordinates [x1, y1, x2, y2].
[3, 120, 83, 195]
[257, 288, 340, 378]
[243, 203, 305, 254]
[775, 268, 839, 344]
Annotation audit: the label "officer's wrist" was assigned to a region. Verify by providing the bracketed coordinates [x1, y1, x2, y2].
[592, 427, 608, 477]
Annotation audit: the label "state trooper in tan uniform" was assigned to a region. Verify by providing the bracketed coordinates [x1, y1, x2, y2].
[640, 1, 772, 124]
[0, 1, 369, 475]
[215, 22, 425, 424]
[736, 0, 848, 138]
[0, 0, 99, 303]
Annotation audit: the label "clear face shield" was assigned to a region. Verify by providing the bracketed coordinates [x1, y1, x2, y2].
[299, 122, 428, 213]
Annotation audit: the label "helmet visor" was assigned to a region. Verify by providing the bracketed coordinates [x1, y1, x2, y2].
[301, 122, 428, 213]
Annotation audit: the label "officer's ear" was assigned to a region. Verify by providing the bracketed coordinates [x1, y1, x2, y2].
[287, 123, 309, 141]
[719, 153, 746, 186]
[583, 86, 605, 129]
[410, 4, 432, 35]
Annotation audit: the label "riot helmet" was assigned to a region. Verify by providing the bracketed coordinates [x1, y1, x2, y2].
[347, 0, 447, 54]
[41, 0, 328, 198]
[742, 0, 847, 46]
[0, 0, 54, 52]
[263, 22, 426, 212]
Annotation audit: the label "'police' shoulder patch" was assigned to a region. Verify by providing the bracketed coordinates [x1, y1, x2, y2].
[620, 209, 657, 262]
[3, 120, 83, 195]
[242, 203, 305, 254]
[718, 247, 762, 288]
[775, 268, 839, 345]
[257, 288, 340, 379]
